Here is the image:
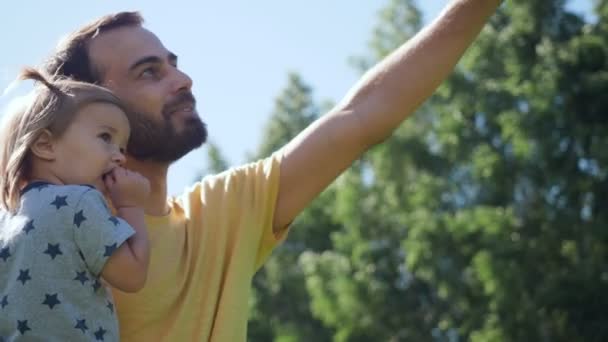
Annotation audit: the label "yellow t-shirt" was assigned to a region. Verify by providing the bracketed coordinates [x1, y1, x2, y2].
[112, 154, 287, 341]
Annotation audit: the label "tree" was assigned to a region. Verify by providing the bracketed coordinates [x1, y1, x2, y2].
[248, 73, 338, 342]
[397, 0, 608, 340]
[193, 141, 231, 183]
[248, 0, 608, 340]
[299, 1, 451, 340]
[205, 141, 230, 174]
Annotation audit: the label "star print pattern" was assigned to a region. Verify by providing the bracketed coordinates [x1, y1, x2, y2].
[75, 319, 88, 333]
[73, 210, 86, 227]
[17, 269, 31, 285]
[94, 326, 107, 340]
[17, 320, 31, 335]
[50, 195, 68, 209]
[92, 278, 102, 293]
[23, 220, 35, 234]
[103, 243, 117, 257]
[42, 293, 61, 309]
[44, 243, 63, 259]
[0, 247, 10, 262]
[74, 271, 89, 285]
[0, 184, 134, 339]
[106, 301, 114, 313]
[108, 216, 120, 226]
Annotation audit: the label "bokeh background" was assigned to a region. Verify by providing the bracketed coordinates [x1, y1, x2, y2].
[2, 1, 605, 341]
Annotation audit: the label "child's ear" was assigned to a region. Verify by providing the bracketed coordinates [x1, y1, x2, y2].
[30, 129, 56, 161]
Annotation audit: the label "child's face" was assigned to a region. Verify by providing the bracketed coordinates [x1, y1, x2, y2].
[51, 102, 130, 192]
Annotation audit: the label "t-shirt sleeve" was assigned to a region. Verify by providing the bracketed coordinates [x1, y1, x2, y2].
[182, 152, 290, 272]
[72, 189, 135, 276]
[246, 153, 290, 269]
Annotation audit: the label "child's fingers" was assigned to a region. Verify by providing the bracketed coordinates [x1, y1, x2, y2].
[111, 167, 128, 182]
[104, 171, 116, 187]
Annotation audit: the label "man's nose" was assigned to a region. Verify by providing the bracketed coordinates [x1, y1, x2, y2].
[171, 67, 193, 93]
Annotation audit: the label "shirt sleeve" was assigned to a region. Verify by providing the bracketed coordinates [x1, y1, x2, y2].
[248, 153, 290, 269]
[181, 152, 290, 273]
[72, 189, 135, 276]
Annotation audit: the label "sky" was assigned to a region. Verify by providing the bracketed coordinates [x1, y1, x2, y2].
[0, 1, 594, 196]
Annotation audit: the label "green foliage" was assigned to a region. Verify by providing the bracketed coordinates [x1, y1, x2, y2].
[194, 141, 230, 183]
[206, 141, 230, 174]
[254, 73, 321, 159]
[400, 0, 608, 340]
[243, 0, 608, 340]
[248, 73, 337, 342]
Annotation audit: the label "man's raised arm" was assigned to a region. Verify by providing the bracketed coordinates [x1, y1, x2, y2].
[273, 0, 502, 231]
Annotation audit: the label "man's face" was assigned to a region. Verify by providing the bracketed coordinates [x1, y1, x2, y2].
[87, 25, 207, 163]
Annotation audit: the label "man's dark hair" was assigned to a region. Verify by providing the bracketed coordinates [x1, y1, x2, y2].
[43, 11, 143, 83]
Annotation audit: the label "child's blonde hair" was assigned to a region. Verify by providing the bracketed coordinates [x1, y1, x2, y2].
[0, 68, 127, 213]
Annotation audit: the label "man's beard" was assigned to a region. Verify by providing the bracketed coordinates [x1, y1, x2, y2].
[126, 91, 207, 163]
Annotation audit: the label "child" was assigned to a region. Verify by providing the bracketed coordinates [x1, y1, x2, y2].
[0, 68, 150, 341]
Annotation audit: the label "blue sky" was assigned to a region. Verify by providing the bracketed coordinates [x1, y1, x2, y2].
[0, 1, 594, 195]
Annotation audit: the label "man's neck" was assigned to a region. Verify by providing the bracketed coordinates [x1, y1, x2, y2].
[125, 158, 170, 216]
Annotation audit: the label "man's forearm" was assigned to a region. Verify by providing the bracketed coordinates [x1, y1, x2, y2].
[340, 0, 502, 147]
[273, 0, 501, 230]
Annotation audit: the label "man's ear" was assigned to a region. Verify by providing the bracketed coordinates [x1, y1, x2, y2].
[30, 129, 56, 161]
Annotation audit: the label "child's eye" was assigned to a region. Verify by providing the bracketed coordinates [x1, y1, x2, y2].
[99, 132, 112, 143]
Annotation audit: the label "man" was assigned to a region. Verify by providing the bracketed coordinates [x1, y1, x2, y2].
[42, 0, 502, 340]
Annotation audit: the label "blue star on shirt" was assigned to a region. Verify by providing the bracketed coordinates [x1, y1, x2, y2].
[108, 216, 120, 226]
[74, 271, 89, 285]
[74, 210, 87, 228]
[1, 295, 7, 309]
[106, 301, 114, 313]
[0, 247, 10, 262]
[42, 293, 61, 309]
[92, 278, 102, 292]
[103, 243, 117, 257]
[17, 320, 31, 335]
[94, 326, 107, 341]
[23, 220, 35, 234]
[50, 195, 68, 209]
[75, 319, 88, 333]
[44, 243, 63, 260]
[17, 269, 31, 285]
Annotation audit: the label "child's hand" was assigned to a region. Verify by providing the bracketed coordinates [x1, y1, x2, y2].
[104, 167, 151, 209]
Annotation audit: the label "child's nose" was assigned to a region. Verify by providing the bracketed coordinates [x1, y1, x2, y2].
[113, 151, 126, 166]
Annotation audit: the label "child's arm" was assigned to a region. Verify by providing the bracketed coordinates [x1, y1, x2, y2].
[100, 206, 149, 292]
[100, 167, 151, 293]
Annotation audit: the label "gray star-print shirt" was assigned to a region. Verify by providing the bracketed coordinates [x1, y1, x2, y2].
[0, 182, 135, 341]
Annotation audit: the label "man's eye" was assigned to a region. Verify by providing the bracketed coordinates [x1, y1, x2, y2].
[140, 67, 158, 78]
